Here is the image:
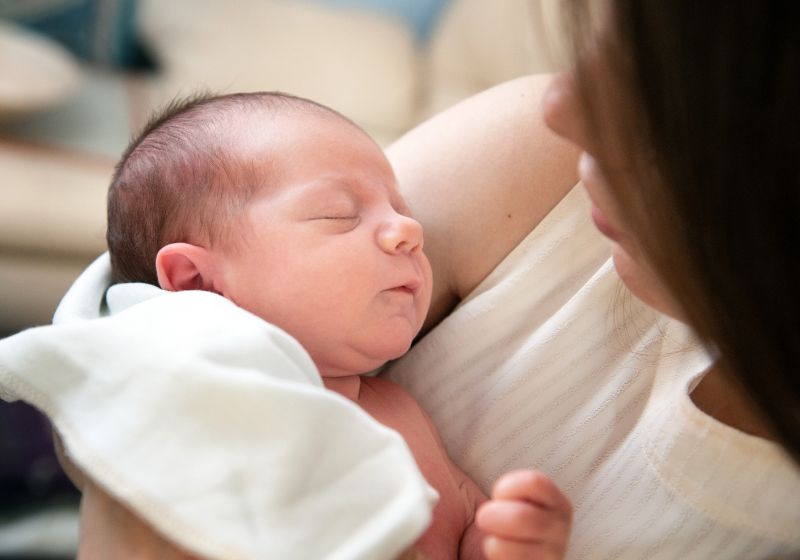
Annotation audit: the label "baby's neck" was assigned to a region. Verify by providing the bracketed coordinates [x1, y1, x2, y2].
[322, 374, 362, 402]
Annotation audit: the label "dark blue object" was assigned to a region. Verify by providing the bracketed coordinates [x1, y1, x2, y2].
[0, 0, 153, 69]
[0, 400, 78, 511]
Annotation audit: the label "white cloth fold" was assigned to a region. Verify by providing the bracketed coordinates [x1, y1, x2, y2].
[0, 253, 436, 560]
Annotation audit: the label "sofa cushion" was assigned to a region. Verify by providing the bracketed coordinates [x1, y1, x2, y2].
[138, 0, 420, 145]
[0, 21, 82, 118]
[0, 139, 110, 258]
[419, 0, 567, 118]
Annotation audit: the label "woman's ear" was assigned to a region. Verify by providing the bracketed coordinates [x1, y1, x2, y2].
[155, 243, 218, 292]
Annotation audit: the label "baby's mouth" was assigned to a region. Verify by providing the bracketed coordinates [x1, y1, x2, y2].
[390, 285, 415, 295]
[388, 279, 421, 296]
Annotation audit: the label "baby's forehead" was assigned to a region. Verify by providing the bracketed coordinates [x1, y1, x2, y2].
[233, 102, 353, 135]
[208, 103, 404, 208]
[232, 111, 390, 170]
[225, 108, 362, 161]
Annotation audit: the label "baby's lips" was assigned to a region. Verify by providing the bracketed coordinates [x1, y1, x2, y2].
[386, 277, 421, 296]
[404, 278, 423, 294]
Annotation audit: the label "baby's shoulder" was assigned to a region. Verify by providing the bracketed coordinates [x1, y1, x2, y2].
[360, 375, 421, 407]
[358, 376, 433, 429]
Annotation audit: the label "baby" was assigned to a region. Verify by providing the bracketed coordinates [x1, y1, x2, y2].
[106, 91, 571, 559]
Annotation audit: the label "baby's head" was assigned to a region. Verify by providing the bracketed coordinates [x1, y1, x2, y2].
[107, 92, 432, 376]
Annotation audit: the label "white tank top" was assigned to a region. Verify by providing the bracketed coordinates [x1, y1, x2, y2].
[385, 185, 800, 559]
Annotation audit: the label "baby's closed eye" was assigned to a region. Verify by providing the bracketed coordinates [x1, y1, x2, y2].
[308, 206, 361, 231]
[318, 214, 359, 221]
[309, 197, 359, 221]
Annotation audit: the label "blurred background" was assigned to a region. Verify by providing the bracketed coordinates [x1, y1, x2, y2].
[0, 0, 564, 556]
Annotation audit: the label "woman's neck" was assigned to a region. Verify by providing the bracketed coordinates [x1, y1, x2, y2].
[322, 374, 362, 402]
[691, 364, 774, 441]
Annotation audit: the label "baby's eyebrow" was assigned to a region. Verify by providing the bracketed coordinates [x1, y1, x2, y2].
[299, 176, 400, 209]
[310, 179, 352, 194]
[293, 179, 360, 207]
[305, 176, 380, 199]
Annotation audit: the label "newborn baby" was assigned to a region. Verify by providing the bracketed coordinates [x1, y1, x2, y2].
[106, 91, 572, 559]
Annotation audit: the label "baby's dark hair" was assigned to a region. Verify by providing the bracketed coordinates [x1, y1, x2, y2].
[107, 91, 357, 285]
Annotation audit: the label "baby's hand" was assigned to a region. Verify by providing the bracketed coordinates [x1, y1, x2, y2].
[475, 470, 572, 560]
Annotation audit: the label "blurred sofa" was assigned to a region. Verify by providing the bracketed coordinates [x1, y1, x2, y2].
[0, 0, 565, 333]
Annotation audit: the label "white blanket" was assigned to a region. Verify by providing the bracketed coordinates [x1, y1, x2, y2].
[0, 254, 436, 560]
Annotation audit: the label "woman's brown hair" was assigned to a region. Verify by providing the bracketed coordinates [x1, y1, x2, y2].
[566, 1, 799, 460]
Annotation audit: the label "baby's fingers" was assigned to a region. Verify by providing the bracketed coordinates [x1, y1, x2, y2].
[476, 470, 573, 559]
[482, 535, 564, 560]
[476, 499, 568, 543]
[492, 470, 572, 519]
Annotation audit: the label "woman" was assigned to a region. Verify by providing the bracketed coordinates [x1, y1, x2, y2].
[386, 1, 799, 558]
[72, 2, 800, 558]
[553, 1, 799, 459]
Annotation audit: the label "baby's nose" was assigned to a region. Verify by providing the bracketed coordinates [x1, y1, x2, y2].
[378, 214, 423, 255]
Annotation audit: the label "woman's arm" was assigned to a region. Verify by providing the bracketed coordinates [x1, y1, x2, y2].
[387, 74, 579, 331]
[57, 429, 198, 558]
[77, 480, 199, 560]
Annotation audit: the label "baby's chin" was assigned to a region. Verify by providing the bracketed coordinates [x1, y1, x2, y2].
[319, 336, 415, 377]
[375, 334, 416, 362]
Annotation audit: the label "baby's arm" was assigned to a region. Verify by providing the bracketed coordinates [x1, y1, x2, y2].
[476, 470, 572, 560]
[453, 464, 488, 560]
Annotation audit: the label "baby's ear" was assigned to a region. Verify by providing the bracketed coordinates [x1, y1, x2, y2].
[155, 243, 218, 292]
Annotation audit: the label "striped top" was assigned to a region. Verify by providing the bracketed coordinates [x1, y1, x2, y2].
[385, 185, 800, 559]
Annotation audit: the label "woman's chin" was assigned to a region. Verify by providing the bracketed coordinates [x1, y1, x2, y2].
[611, 244, 683, 320]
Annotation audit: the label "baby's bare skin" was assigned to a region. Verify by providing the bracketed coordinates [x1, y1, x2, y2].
[326, 375, 487, 560]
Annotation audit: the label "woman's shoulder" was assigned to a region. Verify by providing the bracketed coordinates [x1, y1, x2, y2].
[387, 75, 581, 331]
